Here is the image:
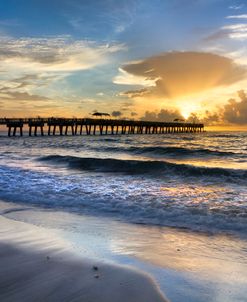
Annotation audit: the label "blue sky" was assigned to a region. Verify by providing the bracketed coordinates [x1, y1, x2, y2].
[0, 0, 233, 51]
[1, 0, 247, 126]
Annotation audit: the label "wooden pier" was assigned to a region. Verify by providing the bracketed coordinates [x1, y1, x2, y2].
[0, 117, 204, 137]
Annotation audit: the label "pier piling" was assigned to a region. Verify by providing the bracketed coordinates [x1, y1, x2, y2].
[6, 119, 24, 137]
[1, 117, 204, 137]
[28, 119, 44, 136]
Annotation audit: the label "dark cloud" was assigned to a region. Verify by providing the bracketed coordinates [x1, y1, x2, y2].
[120, 88, 149, 98]
[111, 110, 122, 117]
[121, 52, 246, 99]
[223, 90, 247, 124]
[202, 111, 221, 125]
[185, 90, 247, 126]
[186, 111, 220, 125]
[140, 108, 222, 126]
[141, 109, 183, 122]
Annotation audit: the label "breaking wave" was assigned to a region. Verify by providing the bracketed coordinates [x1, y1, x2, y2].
[125, 146, 238, 157]
[39, 155, 247, 181]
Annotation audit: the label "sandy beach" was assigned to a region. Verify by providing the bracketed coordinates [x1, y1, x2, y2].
[1, 200, 247, 302]
[0, 209, 167, 302]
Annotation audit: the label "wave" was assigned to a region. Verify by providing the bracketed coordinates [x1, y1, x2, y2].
[125, 146, 237, 157]
[39, 155, 247, 181]
[212, 133, 245, 138]
[1, 163, 246, 237]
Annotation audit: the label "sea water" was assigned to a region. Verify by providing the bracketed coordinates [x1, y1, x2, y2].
[1, 131, 247, 236]
[0, 131, 247, 301]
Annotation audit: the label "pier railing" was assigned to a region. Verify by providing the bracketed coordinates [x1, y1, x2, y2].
[0, 117, 204, 136]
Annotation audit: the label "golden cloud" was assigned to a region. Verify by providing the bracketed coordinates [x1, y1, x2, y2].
[223, 90, 247, 124]
[119, 52, 246, 99]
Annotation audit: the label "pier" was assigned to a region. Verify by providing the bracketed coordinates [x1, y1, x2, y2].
[0, 117, 204, 137]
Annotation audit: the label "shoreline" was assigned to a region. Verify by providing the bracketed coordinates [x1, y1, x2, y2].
[0, 212, 167, 302]
[1, 200, 247, 302]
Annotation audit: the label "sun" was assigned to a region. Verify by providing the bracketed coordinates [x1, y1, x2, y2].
[180, 103, 200, 120]
[181, 109, 191, 120]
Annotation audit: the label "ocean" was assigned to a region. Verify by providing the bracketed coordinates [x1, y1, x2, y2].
[0, 131, 247, 237]
[1, 130, 247, 301]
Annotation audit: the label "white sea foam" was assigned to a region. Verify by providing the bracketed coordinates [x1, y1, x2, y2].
[0, 132, 247, 236]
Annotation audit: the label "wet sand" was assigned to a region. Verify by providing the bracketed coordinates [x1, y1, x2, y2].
[1, 200, 247, 302]
[0, 213, 167, 302]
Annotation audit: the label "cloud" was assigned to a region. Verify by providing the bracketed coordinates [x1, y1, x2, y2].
[228, 5, 244, 10]
[119, 100, 135, 111]
[0, 83, 58, 116]
[0, 89, 50, 101]
[184, 90, 247, 126]
[205, 11, 247, 41]
[6, 74, 58, 90]
[121, 101, 133, 108]
[0, 74, 57, 106]
[226, 14, 247, 19]
[186, 111, 221, 125]
[202, 111, 221, 125]
[120, 88, 149, 98]
[141, 109, 183, 122]
[118, 52, 246, 99]
[0, 35, 126, 116]
[111, 110, 122, 117]
[0, 73, 58, 116]
[113, 68, 158, 87]
[115, 24, 126, 33]
[0, 80, 51, 106]
[204, 29, 229, 42]
[222, 23, 247, 40]
[66, 0, 138, 36]
[205, 24, 247, 41]
[223, 90, 247, 124]
[223, 23, 247, 31]
[0, 36, 125, 74]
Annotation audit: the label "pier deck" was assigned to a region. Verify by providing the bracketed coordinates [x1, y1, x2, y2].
[0, 117, 204, 136]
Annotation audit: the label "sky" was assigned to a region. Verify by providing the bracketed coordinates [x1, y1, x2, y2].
[1, 0, 247, 127]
